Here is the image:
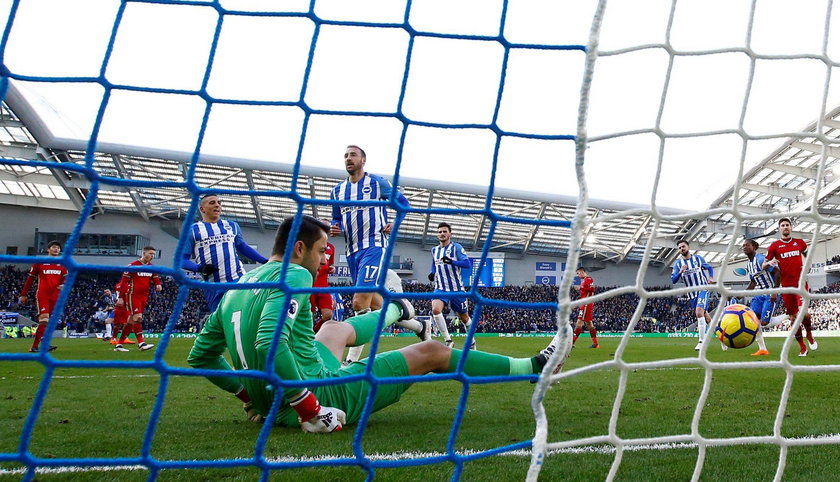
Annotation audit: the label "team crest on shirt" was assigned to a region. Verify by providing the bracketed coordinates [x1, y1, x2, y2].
[362, 186, 372, 195]
[287, 299, 299, 319]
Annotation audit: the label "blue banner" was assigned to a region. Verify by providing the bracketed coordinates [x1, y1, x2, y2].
[536, 276, 557, 285]
[0, 312, 18, 325]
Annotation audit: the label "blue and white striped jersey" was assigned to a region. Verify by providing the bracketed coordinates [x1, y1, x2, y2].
[332, 293, 345, 321]
[331, 173, 409, 255]
[187, 220, 246, 283]
[671, 254, 714, 299]
[747, 253, 776, 290]
[431, 242, 470, 292]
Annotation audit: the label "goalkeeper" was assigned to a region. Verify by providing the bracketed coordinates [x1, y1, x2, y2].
[182, 193, 268, 311]
[188, 215, 561, 433]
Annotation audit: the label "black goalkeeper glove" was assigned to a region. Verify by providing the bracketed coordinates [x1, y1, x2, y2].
[428, 273, 435, 282]
[199, 263, 219, 281]
[441, 255, 452, 264]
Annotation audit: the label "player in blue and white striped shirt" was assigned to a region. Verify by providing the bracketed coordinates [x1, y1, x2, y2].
[671, 239, 717, 351]
[742, 238, 780, 356]
[182, 194, 268, 311]
[330, 145, 425, 363]
[429, 222, 474, 349]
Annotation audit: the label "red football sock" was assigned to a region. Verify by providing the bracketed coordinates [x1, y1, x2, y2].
[589, 328, 598, 345]
[118, 324, 133, 343]
[133, 323, 144, 344]
[795, 331, 806, 351]
[31, 324, 46, 350]
[572, 327, 582, 344]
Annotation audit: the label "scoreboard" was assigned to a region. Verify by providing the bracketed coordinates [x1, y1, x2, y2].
[463, 252, 505, 287]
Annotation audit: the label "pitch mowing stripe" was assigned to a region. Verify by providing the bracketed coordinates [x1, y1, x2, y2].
[3, 435, 840, 475]
[2, 374, 160, 380]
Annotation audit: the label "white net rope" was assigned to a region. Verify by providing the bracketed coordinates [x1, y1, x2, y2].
[530, 1, 840, 480]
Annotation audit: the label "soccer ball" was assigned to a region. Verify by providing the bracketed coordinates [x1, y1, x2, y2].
[715, 304, 759, 349]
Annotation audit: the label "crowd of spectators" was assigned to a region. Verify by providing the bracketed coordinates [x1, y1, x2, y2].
[3, 264, 840, 335]
[827, 255, 840, 266]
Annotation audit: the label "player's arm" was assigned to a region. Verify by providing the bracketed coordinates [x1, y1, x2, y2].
[187, 311, 242, 394]
[582, 277, 595, 296]
[700, 257, 714, 282]
[234, 237, 268, 263]
[428, 258, 435, 282]
[153, 272, 162, 292]
[376, 175, 410, 208]
[330, 189, 343, 236]
[762, 245, 778, 269]
[115, 275, 129, 306]
[670, 262, 682, 284]
[18, 265, 36, 303]
[181, 232, 201, 272]
[442, 244, 471, 269]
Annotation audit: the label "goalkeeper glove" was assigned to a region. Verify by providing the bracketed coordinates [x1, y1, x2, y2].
[289, 389, 345, 434]
[199, 263, 219, 281]
[428, 273, 435, 282]
[243, 401, 264, 423]
[441, 255, 452, 264]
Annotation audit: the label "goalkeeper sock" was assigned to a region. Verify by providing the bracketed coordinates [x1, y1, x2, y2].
[447, 348, 537, 376]
[346, 304, 402, 346]
[433, 313, 451, 342]
[133, 323, 144, 344]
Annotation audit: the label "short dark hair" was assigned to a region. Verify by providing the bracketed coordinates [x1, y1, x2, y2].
[676, 239, 689, 247]
[778, 217, 792, 226]
[273, 215, 329, 256]
[46, 240, 61, 249]
[746, 239, 759, 249]
[142, 246, 156, 252]
[576, 266, 586, 273]
[347, 145, 366, 159]
[437, 222, 452, 232]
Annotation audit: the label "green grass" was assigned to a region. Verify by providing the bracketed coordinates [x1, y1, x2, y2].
[2, 336, 839, 481]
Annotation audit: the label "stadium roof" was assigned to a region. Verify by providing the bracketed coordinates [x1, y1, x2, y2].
[1, 83, 840, 267]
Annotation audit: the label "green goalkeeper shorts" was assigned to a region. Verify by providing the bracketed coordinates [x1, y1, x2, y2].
[275, 343, 412, 426]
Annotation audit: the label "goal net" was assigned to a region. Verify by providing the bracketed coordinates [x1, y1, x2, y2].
[1, 0, 839, 480]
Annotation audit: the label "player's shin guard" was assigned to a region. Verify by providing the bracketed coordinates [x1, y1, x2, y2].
[433, 313, 450, 342]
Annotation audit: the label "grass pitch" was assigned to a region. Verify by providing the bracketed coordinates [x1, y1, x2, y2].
[2, 335, 840, 481]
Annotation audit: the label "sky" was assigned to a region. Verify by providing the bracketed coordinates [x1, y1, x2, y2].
[2, 0, 840, 211]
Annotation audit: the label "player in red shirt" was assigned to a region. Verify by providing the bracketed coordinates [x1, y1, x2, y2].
[311, 241, 336, 333]
[112, 281, 130, 345]
[114, 246, 162, 352]
[572, 266, 599, 349]
[18, 240, 67, 352]
[762, 218, 817, 357]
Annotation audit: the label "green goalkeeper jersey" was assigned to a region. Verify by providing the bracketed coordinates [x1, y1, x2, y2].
[188, 261, 331, 421]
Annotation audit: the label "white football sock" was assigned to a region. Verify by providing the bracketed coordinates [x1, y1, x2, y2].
[766, 314, 789, 328]
[697, 317, 707, 341]
[105, 324, 112, 338]
[433, 313, 451, 341]
[395, 318, 423, 333]
[756, 326, 767, 351]
[345, 345, 364, 363]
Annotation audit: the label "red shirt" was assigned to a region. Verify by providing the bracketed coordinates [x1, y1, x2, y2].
[21, 262, 67, 298]
[766, 238, 807, 287]
[119, 260, 162, 297]
[579, 276, 595, 298]
[313, 242, 335, 288]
